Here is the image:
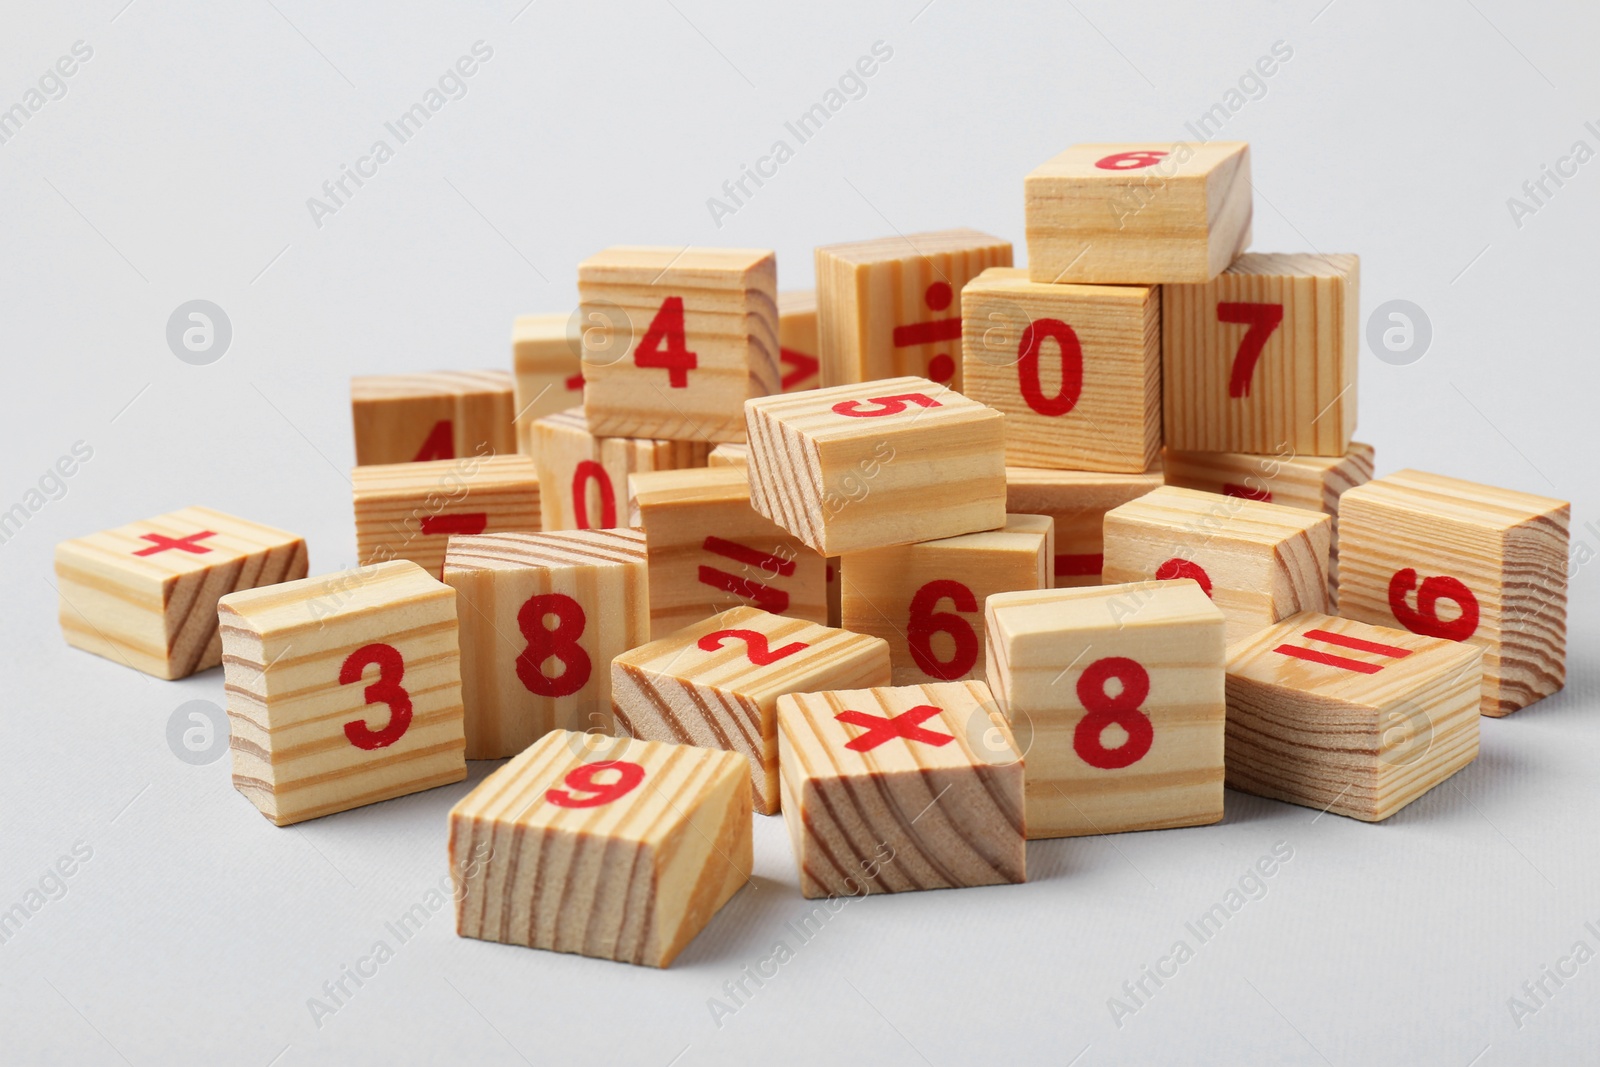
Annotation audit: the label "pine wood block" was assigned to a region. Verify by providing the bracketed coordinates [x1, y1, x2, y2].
[351, 370, 516, 466]
[1225, 611, 1483, 821]
[840, 515, 1052, 685]
[707, 442, 749, 468]
[352, 455, 541, 578]
[612, 606, 891, 815]
[1336, 470, 1568, 717]
[218, 559, 466, 826]
[1163, 252, 1359, 457]
[444, 530, 649, 760]
[814, 228, 1013, 390]
[524, 407, 707, 531]
[778, 290, 822, 392]
[985, 581, 1226, 839]
[577, 246, 778, 443]
[1024, 141, 1251, 284]
[1103, 485, 1331, 643]
[962, 268, 1161, 473]
[777, 680, 1024, 897]
[512, 314, 585, 427]
[629, 467, 827, 639]
[449, 730, 751, 967]
[1005, 466, 1163, 587]
[745, 376, 1007, 556]
[54, 507, 308, 680]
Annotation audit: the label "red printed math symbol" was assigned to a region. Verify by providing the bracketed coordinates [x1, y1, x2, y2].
[133, 530, 217, 557]
[1073, 656, 1153, 770]
[545, 760, 646, 809]
[698, 628, 809, 665]
[564, 372, 585, 391]
[1095, 150, 1168, 171]
[699, 536, 794, 614]
[571, 460, 617, 529]
[1218, 302, 1284, 398]
[835, 704, 954, 752]
[419, 512, 488, 536]
[340, 643, 413, 750]
[516, 593, 592, 697]
[1273, 627, 1414, 675]
[635, 296, 697, 388]
[892, 281, 961, 383]
[907, 579, 979, 680]
[832, 392, 942, 418]
[1155, 557, 1213, 598]
[779, 348, 820, 391]
[413, 419, 454, 461]
[1388, 569, 1480, 642]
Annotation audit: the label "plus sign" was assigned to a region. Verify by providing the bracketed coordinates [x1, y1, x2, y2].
[132, 530, 217, 556]
[835, 704, 954, 752]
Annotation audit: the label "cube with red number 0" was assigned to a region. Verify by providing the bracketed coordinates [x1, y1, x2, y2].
[524, 407, 707, 532]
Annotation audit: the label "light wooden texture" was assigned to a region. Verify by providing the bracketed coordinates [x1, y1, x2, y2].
[985, 581, 1226, 838]
[218, 560, 466, 826]
[352, 455, 541, 578]
[777, 680, 1024, 897]
[707, 442, 749, 468]
[629, 466, 827, 639]
[778, 289, 822, 392]
[351, 370, 516, 466]
[745, 376, 1008, 556]
[841, 514, 1052, 685]
[444, 530, 649, 759]
[524, 406, 707, 531]
[814, 228, 1012, 390]
[512, 313, 586, 427]
[962, 267, 1161, 472]
[449, 729, 751, 967]
[1024, 141, 1251, 284]
[1163, 252, 1359, 457]
[54, 506, 307, 680]
[1225, 610, 1483, 821]
[613, 606, 891, 815]
[1005, 466, 1163, 587]
[1336, 469, 1568, 717]
[578, 246, 778, 442]
[1103, 485, 1331, 643]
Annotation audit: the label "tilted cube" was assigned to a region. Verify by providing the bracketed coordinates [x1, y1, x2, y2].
[512, 313, 585, 429]
[524, 406, 707, 531]
[777, 289, 822, 392]
[352, 454, 541, 577]
[1005, 466, 1163, 587]
[351, 370, 516, 465]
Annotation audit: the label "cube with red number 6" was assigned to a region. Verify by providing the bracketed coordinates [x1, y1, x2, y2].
[524, 407, 708, 532]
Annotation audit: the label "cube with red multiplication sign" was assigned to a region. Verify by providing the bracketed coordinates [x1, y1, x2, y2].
[351, 371, 516, 466]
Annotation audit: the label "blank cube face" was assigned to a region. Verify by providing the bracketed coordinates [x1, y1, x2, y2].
[449, 730, 752, 967]
[54, 507, 307, 680]
[526, 407, 708, 531]
[814, 228, 1013, 390]
[1025, 141, 1250, 284]
[351, 371, 516, 465]
[841, 515, 1052, 685]
[1225, 611, 1484, 821]
[746, 376, 1008, 556]
[963, 268, 1160, 472]
[985, 582, 1226, 839]
[707, 442, 749, 468]
[578, 247, 779, 442]
[352, 455, 541, 577]
[777, 681, 1024, 897]
[1163, 253, 1359, 456]
[1336, 470, 1569, 717]
[1103, 485, 1331, 643]
[778, 290, 822, 392]
[218, 560, 466, 826]
[612, 606, 891, 815]
[512, 314, 585, 427]
[444, 530, 649, 760]
[1005, 467, 1163, 587]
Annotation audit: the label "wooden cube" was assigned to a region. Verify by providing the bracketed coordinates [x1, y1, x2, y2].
[1005, 467, 1163, 587]
[444, 529, 649, 759]
[512, 313, 585, 427]
[352, 455, 541, 578]
[449, 730, 751, 967]
[629, 467, 827, 639]
[1024, 141, 1251, 284]
[778, 290, 822, 392]
[777, 680, 1024, 897]
[814, 228, 1012, 390]
[1103, 485, 1331, 643]
[745, 376, 1007, 556]
[524, 407, 707, 531]
[218, 559, 466, 826]
[1163, 252, 1359, 457]
[54, 507, 307, 680]
[841, 515, 1052, 685]
[1225, 611, 1483, 821]
[578, 246, 778, 442]
[351, 370, 516, 465]
[985, 581, 1226, 838]
[962, 268, 1160, 472]
[1336, 470, 1569, 717]
[612, 606, 891, 815]
[707, 442, 749, 468]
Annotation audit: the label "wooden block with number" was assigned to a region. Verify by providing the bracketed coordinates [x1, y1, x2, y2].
[985, 581, 1226, 839]
[814, 228, 1012, 390]
[449, 729, 751, 966]
[1025, 141, 1251, 284]
[524, 407, 707, 531]
[512, 314, 585, 428]
[578, 246, 778, 442]
[840, 515, 1051, 685]
[352, 455, 541, 578]
[1335, 470, 1568, 716]
[1163, 252, 1359, 456]
[218, 559, 466, 826]
[1225, 611, 1483, 821]
[351, 371, 516, 466]
[777, 680, 1024, 897]
[54, 507, 308, 680]
[1103, 485, 1331, 643]
[612, 606, 891, 815]
[777, 290, 822, 392]
[745, 376, 1007, 556]
[444, 530, 649, 759]
[1005, 467, 1163, 587]
[962, 268, 1160, 472]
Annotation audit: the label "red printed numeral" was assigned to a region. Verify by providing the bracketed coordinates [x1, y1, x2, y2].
[341, 643, 413, 750]
[635, 296, 697, 388]
[1016, 318, 1083, 417]
[1273, 627, 1413, 675]
[517, 593, 592, 697]
[1218, 302, 1284, 398]
[413, 419, 454, 461]
[1074, 657, 1153, 770]
[1389, 569, 1480, 642]
[698, 536, 793, 614]
[832, 392, 941, 418]
[1156, 557, 1213, 597]
[835, 704, 953, 752]
[779, 348, 820, 391]
[571, 460, 617, 529]
[545, 760, 645, 808]
[1095, 150, 1168, 171]
[133, 530, 216, 556]
[419, 512, 488, 536]
[907, 579, 979, 680]
[698, 629, 808, 665]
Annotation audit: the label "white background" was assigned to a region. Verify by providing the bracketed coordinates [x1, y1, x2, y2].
[2, 1, 1597, 1064]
